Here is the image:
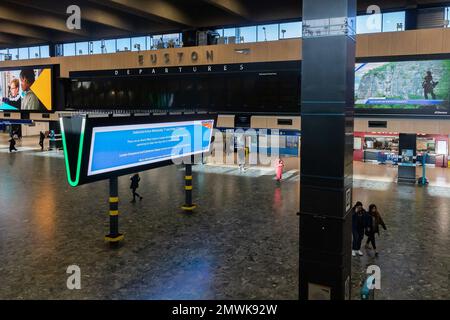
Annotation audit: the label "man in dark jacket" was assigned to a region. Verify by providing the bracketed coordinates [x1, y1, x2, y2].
[9, 136, 17, 152]
[39, 131, 45, 151]
[130, 173, 143, 203]
[352, 201, 367, 257]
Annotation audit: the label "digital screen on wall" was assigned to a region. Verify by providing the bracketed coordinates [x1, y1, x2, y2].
[87, 119, 214, 176]
[355, 60, 450, 116]
[0, 67, 53, 112]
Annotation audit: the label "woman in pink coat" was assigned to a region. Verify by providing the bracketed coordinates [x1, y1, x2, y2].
[276, 158, 285, 181]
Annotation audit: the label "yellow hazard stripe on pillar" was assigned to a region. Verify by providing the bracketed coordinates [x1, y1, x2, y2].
[109, 210, 119, 216]
[181, 205, 197, 211]
[109, 197, 119, 203]
[185, 176, 192, 180]
[105, 234, 124, 242]
[185, 186, 193, 190]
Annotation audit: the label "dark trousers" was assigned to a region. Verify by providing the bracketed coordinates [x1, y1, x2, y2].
[131, 188, 141, 201]
[352, 230, 364, 251]
[366, 232, 377, 250]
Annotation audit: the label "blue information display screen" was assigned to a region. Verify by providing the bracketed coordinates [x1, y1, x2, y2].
[88, 119, 214, 176]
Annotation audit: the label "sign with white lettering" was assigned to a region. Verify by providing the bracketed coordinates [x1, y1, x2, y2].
[60, 114, 217, 186]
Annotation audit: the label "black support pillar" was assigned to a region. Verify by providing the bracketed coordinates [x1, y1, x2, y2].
[300, 0, 356, 300]
[105, 177, 124, 243]
[398, 133, 417, 184]
[181, 163, 196, 211]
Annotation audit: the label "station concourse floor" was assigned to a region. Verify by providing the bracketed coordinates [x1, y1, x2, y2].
[0, 135, 449, 300]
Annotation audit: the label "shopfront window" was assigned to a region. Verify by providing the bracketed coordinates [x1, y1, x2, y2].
[363, 135, 399, 163]
[417, 137, 436, 153]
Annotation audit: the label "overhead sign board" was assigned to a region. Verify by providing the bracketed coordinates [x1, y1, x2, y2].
[61, 114, 217, 187]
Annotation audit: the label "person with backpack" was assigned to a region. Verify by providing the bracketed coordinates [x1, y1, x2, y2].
[130, 173, 143, 203]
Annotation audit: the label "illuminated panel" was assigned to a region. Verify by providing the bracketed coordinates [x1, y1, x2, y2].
[87, 119, 214, 176]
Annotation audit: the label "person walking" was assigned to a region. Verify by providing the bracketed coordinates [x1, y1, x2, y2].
[236, 134, 246, 172]
[364, 204, 387, 256]
[352, 201, 366, 257]
[39, 131, 45, 151]
[275, 158, 285, 182]
[9, 136, 17, 152]
[130, 173, 143, 203]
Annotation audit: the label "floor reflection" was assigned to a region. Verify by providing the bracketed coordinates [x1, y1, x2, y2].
[0, 138, 449, 299]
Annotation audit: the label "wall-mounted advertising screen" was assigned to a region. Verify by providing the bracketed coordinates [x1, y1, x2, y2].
[0, 67, 53, 112]
[355, 60, 450, 116]
[61, 114, 217, 187]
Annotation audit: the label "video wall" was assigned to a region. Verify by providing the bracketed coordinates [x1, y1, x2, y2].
[355, 60, 450, 116]
[0, 67, 53, 112]
[66, 71, 300, 114]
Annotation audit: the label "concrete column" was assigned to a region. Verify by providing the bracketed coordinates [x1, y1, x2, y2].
[300, 0, 356, 300]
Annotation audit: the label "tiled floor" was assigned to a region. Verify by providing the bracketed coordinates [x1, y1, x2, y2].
[0, 133, 449, 299]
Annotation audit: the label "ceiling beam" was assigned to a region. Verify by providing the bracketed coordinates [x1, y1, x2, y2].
[0, 33, 18, 45]
[90, 0, 196, 27]
[0, 20, 52, 41]
[0, 3, 89, 38]
[201, 0, 251, 20]
[0, 33, 41, 47]
[4, 0, 137, 32]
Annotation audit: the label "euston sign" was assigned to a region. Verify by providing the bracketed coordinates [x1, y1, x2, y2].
[140, 50, 214, 66]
